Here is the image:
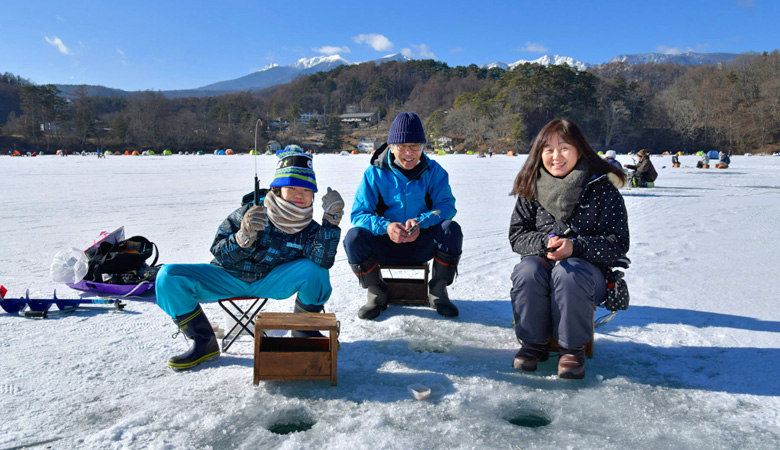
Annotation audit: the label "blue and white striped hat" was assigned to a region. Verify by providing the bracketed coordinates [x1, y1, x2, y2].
[270, 145, 318, 192]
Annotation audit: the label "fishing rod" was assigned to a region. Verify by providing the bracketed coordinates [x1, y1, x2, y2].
[254, 118, 263, 205]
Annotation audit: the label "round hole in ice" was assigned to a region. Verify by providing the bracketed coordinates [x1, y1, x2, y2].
[505, 408, 551, 428]
[268, 418, 315, 435]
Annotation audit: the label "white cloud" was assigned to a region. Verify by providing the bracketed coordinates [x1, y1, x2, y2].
[518, 42, 548, 53]
[45, 35, 71, 55]
[656, 45, 695, 55]
[450, 47, 464, 54]
[400, 43, 436, 60]
[352, 34, 393, 51]
[313, 45, 351, 55]
[737, 0, 755, 8]
[117, 48, 127, 65]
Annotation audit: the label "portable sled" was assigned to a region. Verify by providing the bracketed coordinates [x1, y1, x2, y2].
[60, 227, 160, 296]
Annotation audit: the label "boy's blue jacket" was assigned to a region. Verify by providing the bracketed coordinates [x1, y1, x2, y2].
[350, 145, 456, 235]
[210, 190, 341, 282]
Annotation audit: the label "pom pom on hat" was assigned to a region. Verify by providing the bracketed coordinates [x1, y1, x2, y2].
[387, 112, 427, 144]
[269, 145, 318, 192]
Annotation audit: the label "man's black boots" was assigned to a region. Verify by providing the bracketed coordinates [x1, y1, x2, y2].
[350, 255, 388, 320]
[291, 297, 325, 338]
[429, 250, 460, 317]
[168, 305, 220, 370]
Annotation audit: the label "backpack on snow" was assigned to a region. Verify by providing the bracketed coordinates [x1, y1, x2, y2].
[85, 236, 160, 285]
[601, 257, 631, 311]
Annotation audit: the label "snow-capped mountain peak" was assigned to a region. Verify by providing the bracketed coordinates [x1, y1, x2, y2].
[291, 55, 352, 70]
[509, 54, 590, 71]
[259, 63, 280, 72]
[482, 55, 590, 71]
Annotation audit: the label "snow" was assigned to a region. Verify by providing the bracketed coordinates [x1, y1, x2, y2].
[1, 153, 779, 449]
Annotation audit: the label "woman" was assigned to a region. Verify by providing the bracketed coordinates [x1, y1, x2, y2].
[508, 119, 629, 379]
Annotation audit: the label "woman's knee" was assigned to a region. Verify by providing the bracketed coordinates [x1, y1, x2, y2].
[511, 257, 550, 286]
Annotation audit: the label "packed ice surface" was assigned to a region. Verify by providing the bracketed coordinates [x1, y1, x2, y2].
[1, 153, 778, 449]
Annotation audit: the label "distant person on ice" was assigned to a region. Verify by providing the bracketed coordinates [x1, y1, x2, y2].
[508, 118, 629, 379]
[344, 112, 463, 319]
[155, 145, 344, 370]
[625, 149, 657, 187]
[717, 151, 730, 168]
[604, 150, 623, 169]
[696, 152, 710, 169]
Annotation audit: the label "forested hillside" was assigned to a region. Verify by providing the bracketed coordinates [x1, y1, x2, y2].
[2, 51, 779, 154]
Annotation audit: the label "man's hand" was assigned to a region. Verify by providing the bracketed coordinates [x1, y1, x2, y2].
[321, 187, 344, 226]
[404, 218, 420, 242]
[236, 205, 268, 248]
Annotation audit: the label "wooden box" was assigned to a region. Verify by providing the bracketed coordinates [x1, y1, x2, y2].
[253, 312, 338, 386]
[382, 265, 429, 305]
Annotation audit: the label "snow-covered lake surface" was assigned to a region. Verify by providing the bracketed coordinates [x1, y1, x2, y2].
[1, 153, 779, 449]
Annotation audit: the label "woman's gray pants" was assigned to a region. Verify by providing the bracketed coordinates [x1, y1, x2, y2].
[510, 256, 607, 349]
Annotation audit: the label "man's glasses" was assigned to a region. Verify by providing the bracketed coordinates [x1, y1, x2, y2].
[393, 144, 423, 153]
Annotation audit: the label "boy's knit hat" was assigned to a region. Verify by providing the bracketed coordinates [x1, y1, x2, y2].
[605, 150, 617, 159]
[270, 145, 318, 192]
[387, 112, 427, 144]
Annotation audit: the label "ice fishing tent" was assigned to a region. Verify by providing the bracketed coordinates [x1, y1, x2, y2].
[216, 149, 226, 155]
[707, 150, 719, 159]
[132, 150, 140, 156]
[225, 149, 235, 155]
[249, 150, 260, 155]
[162, 150, 172, 156]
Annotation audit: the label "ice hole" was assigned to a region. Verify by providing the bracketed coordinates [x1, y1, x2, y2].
[267, 418, 315, 435]
[505, 407, 551, 428]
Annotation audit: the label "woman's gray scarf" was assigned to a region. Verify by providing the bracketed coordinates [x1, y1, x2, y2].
[264, 190, 313, 235]
[535, 159, 590, 222]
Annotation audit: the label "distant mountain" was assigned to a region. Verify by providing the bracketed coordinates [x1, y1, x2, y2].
[196, 53, 409, 93]
[608, 51, 740, 66]
[483, 54, 591, 71]
[52, 51, 745, 99]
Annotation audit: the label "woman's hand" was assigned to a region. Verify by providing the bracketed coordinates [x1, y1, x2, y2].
[545, 236, 574, 261]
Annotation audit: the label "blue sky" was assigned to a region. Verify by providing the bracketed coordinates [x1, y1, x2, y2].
[1, 0, 777, 91]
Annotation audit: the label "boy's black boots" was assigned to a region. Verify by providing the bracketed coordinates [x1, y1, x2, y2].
[292, 297, 325, 338]
[168, 305, 220, 370]
[429, 250, 460, 317]
[350, 255, 388, 320]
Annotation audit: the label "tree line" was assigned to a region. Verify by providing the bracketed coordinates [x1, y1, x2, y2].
[1, 50, 779, 154]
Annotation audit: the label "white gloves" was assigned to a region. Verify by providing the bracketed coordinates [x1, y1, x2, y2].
[236, 205, 268, 248]
[321, 187, 344, 226]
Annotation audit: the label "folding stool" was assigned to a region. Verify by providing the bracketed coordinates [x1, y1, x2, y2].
[218, 297, 268, 352]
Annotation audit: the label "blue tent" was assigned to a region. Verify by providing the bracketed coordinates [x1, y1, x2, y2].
[217, 149, 226, 155]
[707, 150, 719, 159]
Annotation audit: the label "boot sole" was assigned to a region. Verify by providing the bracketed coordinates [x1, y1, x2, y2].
[168, 351, 220, 370]
[558, 369, 585, 379]
[513, 358, 538, 371]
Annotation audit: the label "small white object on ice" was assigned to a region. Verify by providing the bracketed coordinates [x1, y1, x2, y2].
[407, 384, 431, 400]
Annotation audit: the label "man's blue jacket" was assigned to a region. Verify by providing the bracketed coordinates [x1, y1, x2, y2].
[350, 145, 456, 235]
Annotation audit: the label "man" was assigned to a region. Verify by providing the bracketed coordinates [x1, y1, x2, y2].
[344, 112, 463, 320]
